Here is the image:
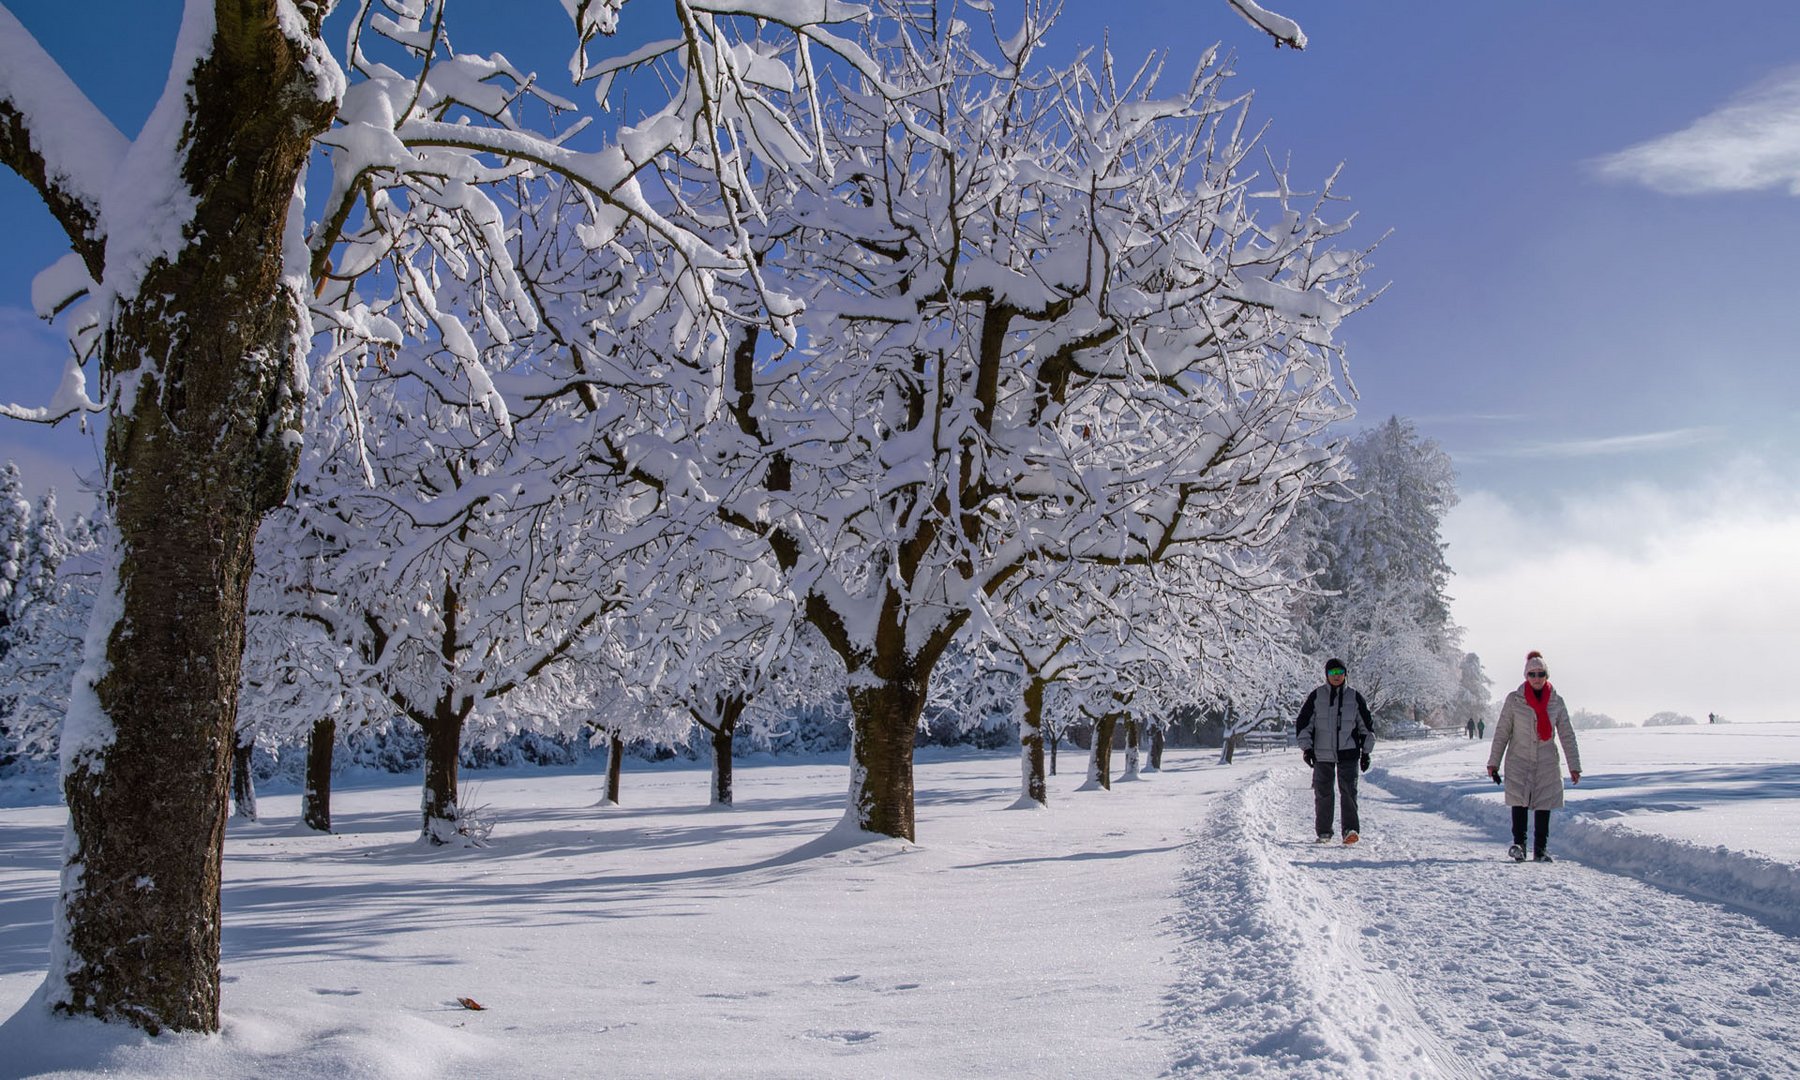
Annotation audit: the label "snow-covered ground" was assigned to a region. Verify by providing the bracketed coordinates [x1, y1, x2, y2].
[1, 724, 1798, 1079]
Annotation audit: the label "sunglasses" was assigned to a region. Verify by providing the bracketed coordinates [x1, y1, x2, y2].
[1526, 671, 1548, 678]
[1326, 669, 1346, 677]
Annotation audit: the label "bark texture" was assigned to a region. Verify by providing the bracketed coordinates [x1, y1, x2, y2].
[844, 672, 928, 841]
[604, 729, 624, 805]
[1089, 714, 1118, 790]
[707, 695, 745, 807]
[50, 3, 337, 1033]
[1018, 675, 1048, 805]
[231, 732, 257, 822]
[420, 712, 464, 842]
[302, 717, 335, 833]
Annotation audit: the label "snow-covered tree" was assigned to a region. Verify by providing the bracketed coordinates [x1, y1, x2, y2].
[268, 375, 637, 845]
[0, 0, 1318, 1028]
[974, 560, 1133, 806]
[0, 487, 97, 776]
[0, 465, 36, 766]
[1451, 651, 1491, 733]
[1570, 708, 1625, 731]
[1292, 416, 1461, 724]
[697, 6, 1366, 840]
[626, 551, 846, 808]
[0, 0, 909, 1032]
[2, 0, 343, 1028]
[0, 462, 30, 638]
[240, 527, 391, 833]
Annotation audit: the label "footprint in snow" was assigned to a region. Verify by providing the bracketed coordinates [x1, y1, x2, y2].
[805, 1029, 878, 1044]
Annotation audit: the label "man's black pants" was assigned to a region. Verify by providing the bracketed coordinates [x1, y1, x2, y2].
[1312, 758, 1361, 838]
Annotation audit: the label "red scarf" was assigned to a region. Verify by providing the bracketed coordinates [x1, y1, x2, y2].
[1524, 682, 1554, 741]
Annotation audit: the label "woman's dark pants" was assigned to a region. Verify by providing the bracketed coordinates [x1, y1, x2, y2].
[1512, 806, 1552, 854]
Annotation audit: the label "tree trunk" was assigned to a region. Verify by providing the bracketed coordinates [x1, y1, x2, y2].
[420, 712, 464, 843]
[844, 671, 929, 840]
[230, 729, 257, 822]
[1148, 724, 1164, 770]
[1049, 730, 1060, 776]
[1089, 714, 1118, 790]
[605, 729, 624, 805]
[302, 718, 335, 833]
[709, 696, 745, 807]
[47, 4, 338, 1033]
[1122, 719, 1141, 781]
[1017, 675, 1048, 806]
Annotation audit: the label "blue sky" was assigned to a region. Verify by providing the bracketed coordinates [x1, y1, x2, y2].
[2, 1, 1798, 724]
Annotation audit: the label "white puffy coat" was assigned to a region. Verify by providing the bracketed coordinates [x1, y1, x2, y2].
[1487, 685, 1582, 810]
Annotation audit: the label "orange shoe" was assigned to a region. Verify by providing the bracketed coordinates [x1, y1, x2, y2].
[1343, 831, 1360, 846]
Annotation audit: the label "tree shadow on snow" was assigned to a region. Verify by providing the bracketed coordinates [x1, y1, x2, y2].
[950, 843, 1183, 871]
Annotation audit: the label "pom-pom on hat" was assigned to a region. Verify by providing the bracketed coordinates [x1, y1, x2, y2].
[1524, 650, 1548, 676]
[1325, 658, 1346, 675]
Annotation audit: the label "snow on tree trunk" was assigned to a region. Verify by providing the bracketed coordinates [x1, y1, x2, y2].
[843, 672, 929, 841]
[708, 696, 745, 808]
[302, 717, 334, 833]
[40, 3, 339, 1033]
[419, 711, 465, 843]
[1122, 720, 1141, 782]
[230, 729, 257, 823]
[1017, 675, 1049, 806]
[1088, 715, 1119, 791]
[710, 723, 734, 807]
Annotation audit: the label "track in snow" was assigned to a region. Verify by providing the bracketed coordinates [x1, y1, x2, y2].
[1164, 758, 1800, 1079]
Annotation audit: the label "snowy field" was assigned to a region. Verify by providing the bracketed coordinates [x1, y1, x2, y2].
[1, 724, 1798, 1079]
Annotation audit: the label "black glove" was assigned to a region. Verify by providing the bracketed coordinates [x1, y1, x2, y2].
[1359, 753, 1370, 773]
[1302, 749, 1315, 767]
[1489, 768, 1503, 785]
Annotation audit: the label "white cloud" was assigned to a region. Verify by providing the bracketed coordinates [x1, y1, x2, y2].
[1448, 426, 1725, 468]
[1509, 427, 1723, 460]
[1444, 460, 1800, 726]
[1594, 66, 1800, 195]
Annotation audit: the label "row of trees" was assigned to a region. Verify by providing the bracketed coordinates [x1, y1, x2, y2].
[4, 410, 1483, 791]
[0, 0, 1464, 1041]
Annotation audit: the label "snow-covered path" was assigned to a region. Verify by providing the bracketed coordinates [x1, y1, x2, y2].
[1167, 753, 1800, 1079]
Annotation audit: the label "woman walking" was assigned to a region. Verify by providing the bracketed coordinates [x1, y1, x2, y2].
[1487, 650, 1582, 862]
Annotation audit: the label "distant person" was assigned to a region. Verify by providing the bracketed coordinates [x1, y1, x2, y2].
[1296, 657, 1374, 845]
[1477, 718, 1485, 739]
[1466, 718, 1476, 740]
[1487, 650, 1582, 862]
[1709, 712, 1716, 725]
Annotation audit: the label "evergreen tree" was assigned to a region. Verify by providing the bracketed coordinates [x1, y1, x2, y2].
[1453, 652, 1492, 732]
[0, 491, 98, 774]
[1294, 416, 1462, 722]
[0, 461, 30, 643]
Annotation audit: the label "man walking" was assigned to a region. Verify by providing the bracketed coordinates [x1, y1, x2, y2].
[1296, 657, 1374, 845]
